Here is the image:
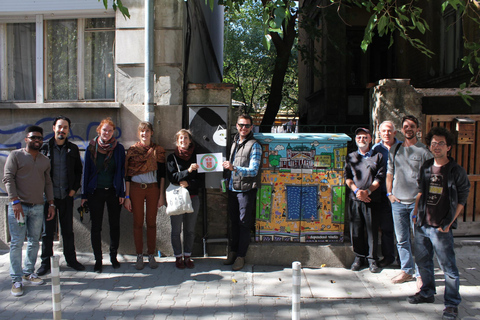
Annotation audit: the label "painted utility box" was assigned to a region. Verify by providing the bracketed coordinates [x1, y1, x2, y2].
[254, 133, 351, 243]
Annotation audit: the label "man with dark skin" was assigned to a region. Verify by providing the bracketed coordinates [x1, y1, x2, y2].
[3, 126, 55, 296]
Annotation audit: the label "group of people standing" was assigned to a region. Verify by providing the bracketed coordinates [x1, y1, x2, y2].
[345, 115, 470, 320]
[3, 116, 204, 297]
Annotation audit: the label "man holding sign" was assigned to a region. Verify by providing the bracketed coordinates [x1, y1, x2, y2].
[222, 114, 261, 271]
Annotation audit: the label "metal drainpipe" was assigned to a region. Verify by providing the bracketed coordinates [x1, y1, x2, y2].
[145, 0, 155, 123]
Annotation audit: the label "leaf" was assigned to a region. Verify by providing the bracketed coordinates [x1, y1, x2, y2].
[274, 7, 286, 20]
[262, 34, 272, 50]
[416, 21, 426, 34]
[378, 15, 389, 36]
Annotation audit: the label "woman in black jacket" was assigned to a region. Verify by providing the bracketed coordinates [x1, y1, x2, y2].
[166, 129, 202, 269]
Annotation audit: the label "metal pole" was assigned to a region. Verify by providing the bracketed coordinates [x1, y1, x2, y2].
[51, 255, 61, 320]
[292, 261, 301, 320]
[145, 0, 155, 123]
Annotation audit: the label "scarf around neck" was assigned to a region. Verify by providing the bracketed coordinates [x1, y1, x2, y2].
[126, 142, 165, 177]
[88, 136, 118, 169]
[174, 144, 194, 161]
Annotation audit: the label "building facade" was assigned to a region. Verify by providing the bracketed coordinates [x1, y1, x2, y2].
[0, 0, 230, 255]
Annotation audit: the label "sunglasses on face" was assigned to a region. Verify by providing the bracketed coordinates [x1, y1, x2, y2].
[237, 123, 252, 129]
[27, 136, 43, 141]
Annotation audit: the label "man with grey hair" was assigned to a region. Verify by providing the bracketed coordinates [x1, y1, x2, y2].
[345, 128, 385, 273]
[372, 121, 400, 268]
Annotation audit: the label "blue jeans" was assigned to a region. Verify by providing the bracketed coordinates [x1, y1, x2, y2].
[8, 203, 44, 283]
[414, 225, 461, 307]
[391, 201, 417, 275]
[170, 196, 200, 257]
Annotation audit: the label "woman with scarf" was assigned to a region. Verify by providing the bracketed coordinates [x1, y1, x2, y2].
[81, 118, 125, 273]
[167, 129, 202, 269]
[124, 121, 166, 270]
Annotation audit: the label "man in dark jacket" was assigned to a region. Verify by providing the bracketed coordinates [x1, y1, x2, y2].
[408, 127, 470, 320]
[222, 114, 261, 271]
[37, 116, 85, 275]
[345, 128, 385, 273]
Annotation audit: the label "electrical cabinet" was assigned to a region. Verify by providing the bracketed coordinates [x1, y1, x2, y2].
[254, 133, 351, 243]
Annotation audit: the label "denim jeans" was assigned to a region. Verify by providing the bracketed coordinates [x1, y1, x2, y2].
[414, 225, 461, 307]
[170, 196, 200, 257]
[391, 201, 417, 275]
[8, 203, 44, 283]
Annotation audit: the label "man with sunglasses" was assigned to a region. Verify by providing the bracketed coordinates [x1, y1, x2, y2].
[407, 127, 469, 320]
[3, 126, 55, 296]
[222, 114, 261, 271]
[345, 128, 385, 273]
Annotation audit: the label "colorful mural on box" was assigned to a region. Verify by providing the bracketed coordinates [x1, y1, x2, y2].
[255, 133, 349, 243]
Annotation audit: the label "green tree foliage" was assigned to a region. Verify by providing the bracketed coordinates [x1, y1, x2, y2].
[224, 0, 275, 114]
[221, 0, 298, 132]
[328, 0, 480, 104]
[224, 0, 298, 116]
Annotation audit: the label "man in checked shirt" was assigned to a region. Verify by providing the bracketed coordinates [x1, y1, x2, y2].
[222, 114, 261, 271]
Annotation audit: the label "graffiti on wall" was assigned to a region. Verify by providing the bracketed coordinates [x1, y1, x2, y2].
[0, 117, 122, 194]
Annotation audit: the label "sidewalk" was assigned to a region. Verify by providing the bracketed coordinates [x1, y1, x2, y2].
[0, 239, 478, 320]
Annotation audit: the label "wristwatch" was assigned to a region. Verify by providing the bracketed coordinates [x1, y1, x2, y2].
[233, 166, 237, 172]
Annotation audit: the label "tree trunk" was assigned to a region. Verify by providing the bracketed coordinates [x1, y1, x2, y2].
[259, 13, 297, 133]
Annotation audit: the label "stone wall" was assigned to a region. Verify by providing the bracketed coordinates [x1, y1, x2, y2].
[370, 79, 424, 140]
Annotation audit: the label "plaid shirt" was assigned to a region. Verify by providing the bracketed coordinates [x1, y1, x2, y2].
[229, 141, 262, 192]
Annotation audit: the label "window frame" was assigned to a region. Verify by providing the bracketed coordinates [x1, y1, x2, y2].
[0, 14, 115, 104]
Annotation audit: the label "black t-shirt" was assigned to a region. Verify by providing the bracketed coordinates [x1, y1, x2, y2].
[426, 164, 449, 227]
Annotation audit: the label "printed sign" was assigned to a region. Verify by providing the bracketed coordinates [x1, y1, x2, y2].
[197, 153, 223, 173]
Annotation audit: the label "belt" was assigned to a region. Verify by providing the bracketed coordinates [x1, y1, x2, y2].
[21, 202, 38, 207]
[131, 182, 157, 189]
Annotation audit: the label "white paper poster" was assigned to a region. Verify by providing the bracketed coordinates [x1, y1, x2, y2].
[196, 153, 224, 173]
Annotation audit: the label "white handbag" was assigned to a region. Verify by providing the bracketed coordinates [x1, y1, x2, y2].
[165, 155, 194, 216]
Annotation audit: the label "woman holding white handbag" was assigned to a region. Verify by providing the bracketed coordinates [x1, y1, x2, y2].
[166, 129, 202, 269]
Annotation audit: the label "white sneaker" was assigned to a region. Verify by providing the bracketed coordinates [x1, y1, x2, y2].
[11, 282, 23, 296]
[22, 273, 45, 285]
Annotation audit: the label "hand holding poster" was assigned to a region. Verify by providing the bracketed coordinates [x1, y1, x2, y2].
[196, 153, 224, 173]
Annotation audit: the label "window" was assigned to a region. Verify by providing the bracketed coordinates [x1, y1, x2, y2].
[1, 17, 115, 102]
[5, 23, 36, 101]
[84, 18, 115, 100]
[46, 20, 78, 100]
[442, 8, 462, 75]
